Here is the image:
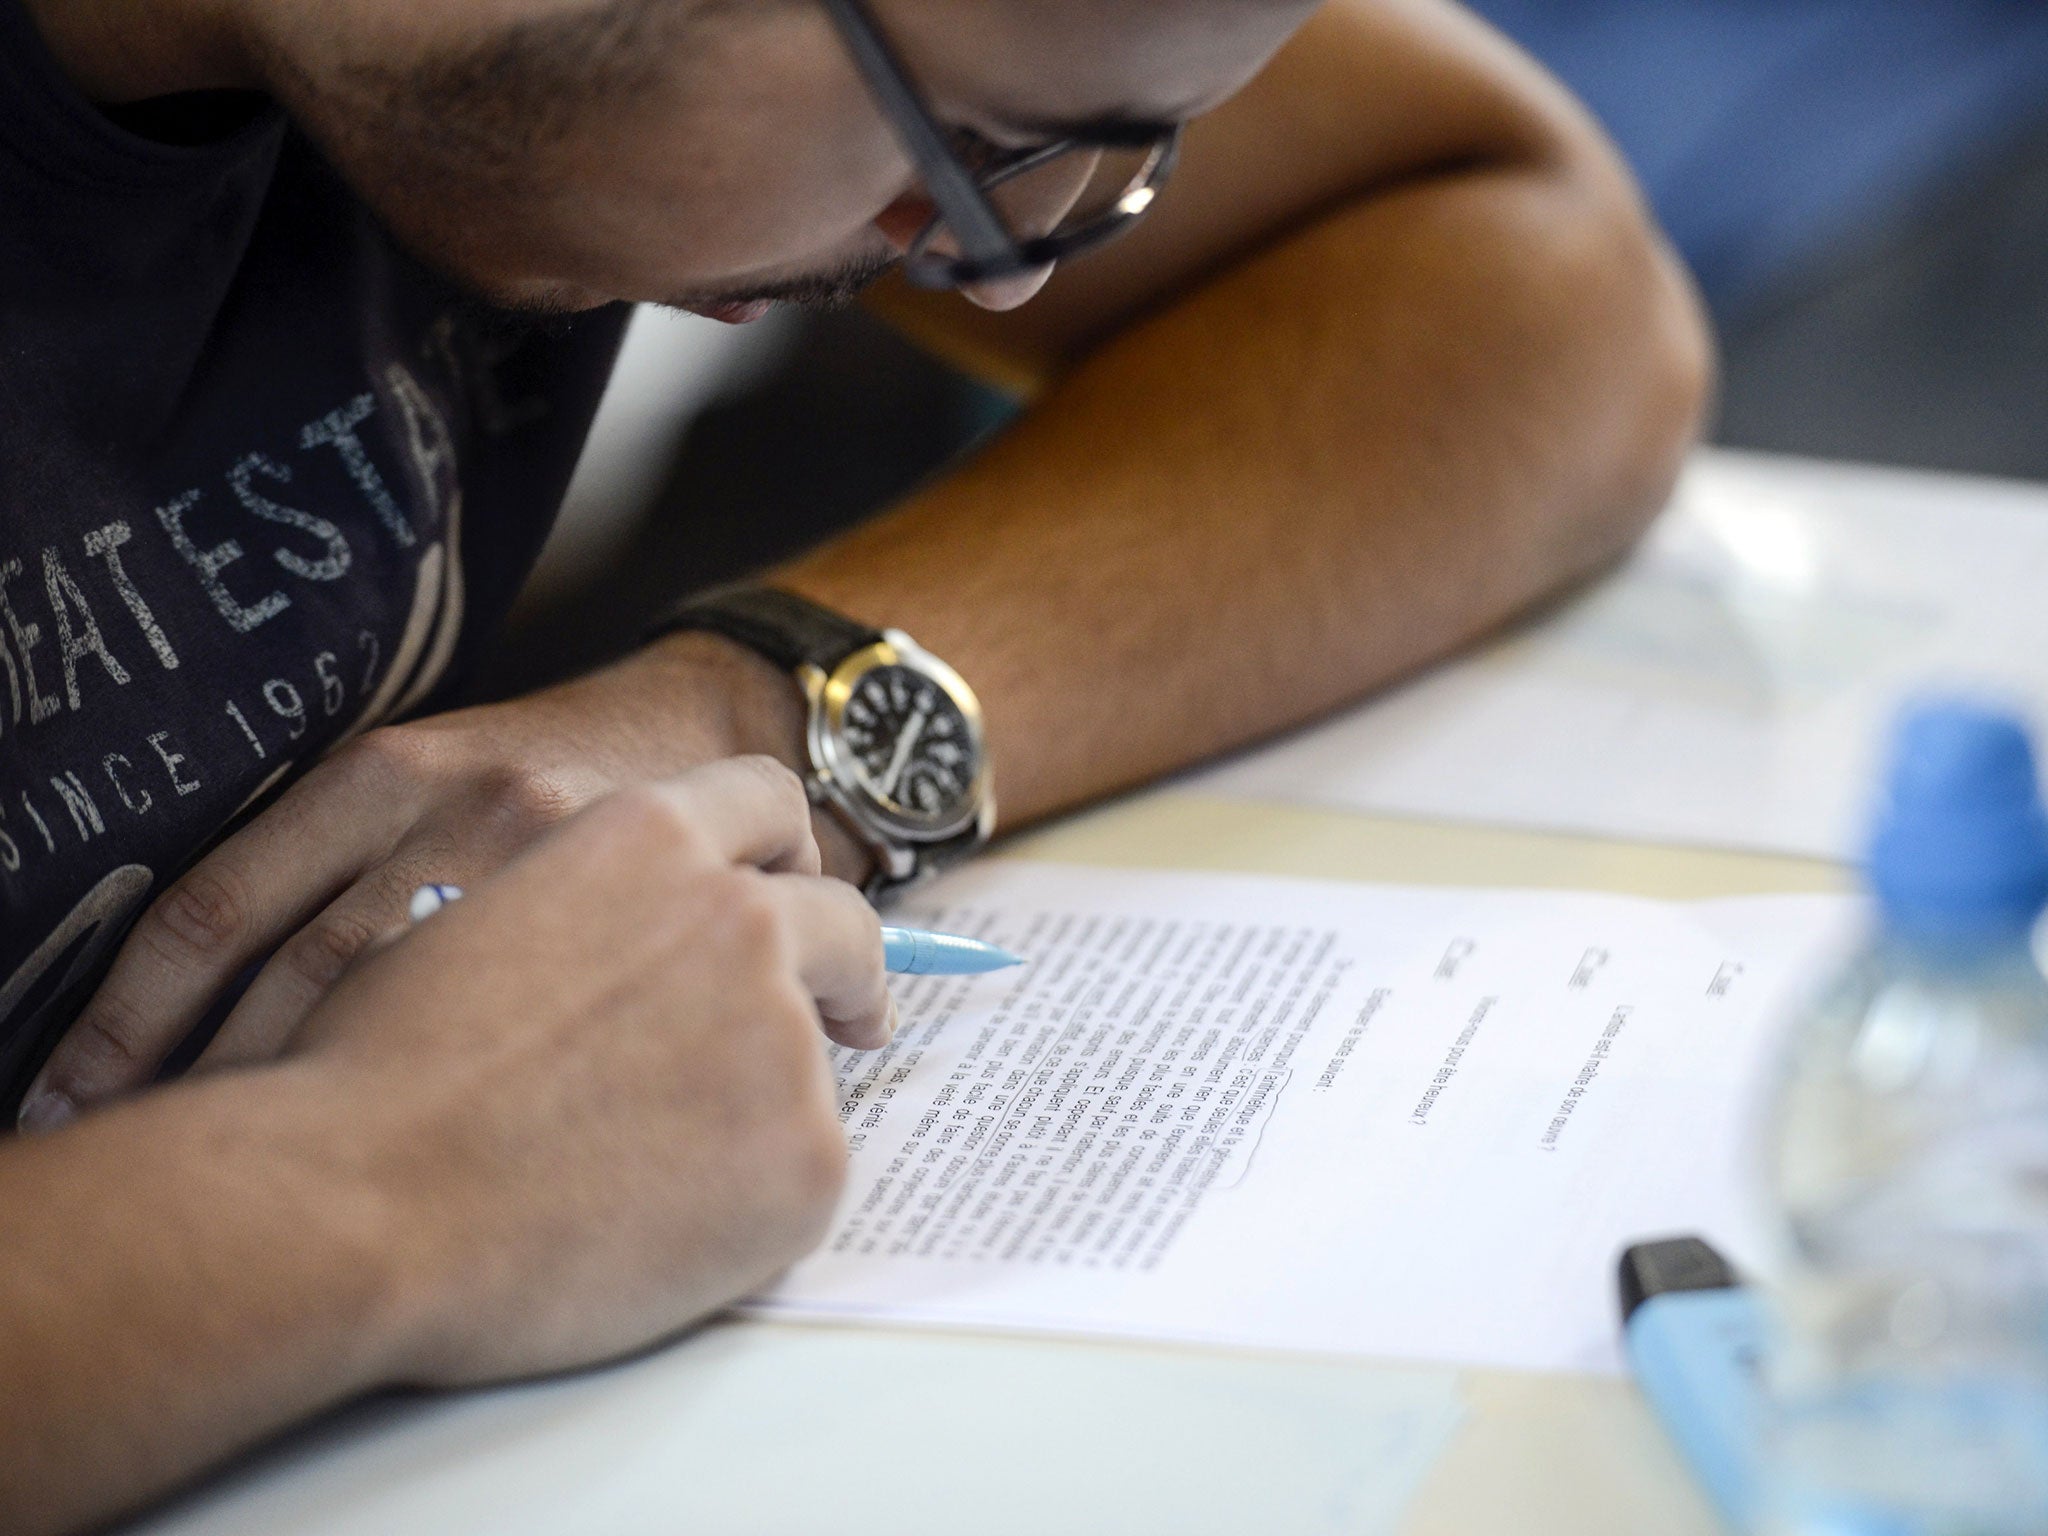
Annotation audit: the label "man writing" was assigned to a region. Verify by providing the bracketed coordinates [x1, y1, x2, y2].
[0, 0, 1708, 1529]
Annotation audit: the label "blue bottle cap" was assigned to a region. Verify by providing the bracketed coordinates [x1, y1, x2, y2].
[1867, 700, 2048, 939]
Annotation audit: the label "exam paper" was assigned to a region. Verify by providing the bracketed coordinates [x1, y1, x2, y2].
[747, 863, 1858, 1374]
[1186, 450, 2048, 859]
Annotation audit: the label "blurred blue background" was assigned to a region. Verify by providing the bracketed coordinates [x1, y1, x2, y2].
[1467, 0, 2048, 477]
[1469, 1, 2048, 314]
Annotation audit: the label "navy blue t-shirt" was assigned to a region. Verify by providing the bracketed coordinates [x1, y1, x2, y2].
[0, 2, 627, 1108]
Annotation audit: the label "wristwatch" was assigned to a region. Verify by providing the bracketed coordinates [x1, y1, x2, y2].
[655, 586, 994, 901]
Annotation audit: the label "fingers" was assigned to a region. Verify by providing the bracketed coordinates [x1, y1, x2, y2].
[210, 759, 841, 1070]
[756, 875, 894, 1051]
[195, 854, 465, 1073]
[23, 755, 838, 1131]
[651, 757, 823, 878]
[22, 751, 420, 1123]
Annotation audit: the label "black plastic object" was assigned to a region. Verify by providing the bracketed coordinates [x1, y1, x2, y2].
[1618, 1236, 1741, 1324]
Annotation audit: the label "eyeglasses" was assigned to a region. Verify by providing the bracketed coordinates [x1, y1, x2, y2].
[818, 0, 1184, 291]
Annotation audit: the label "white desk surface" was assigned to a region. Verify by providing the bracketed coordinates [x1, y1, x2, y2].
[1192, 449, 2048, 862]
[144, 446, 2013, 1536]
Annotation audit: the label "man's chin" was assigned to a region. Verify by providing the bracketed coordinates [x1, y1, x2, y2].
[662, 251, 902, 320]
[677, 299, 777, 325]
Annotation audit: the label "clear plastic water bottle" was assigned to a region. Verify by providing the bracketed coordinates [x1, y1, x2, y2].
[1761, 701, 2048, 1536]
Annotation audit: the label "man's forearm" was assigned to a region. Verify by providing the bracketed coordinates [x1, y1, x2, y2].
[0, 1070, 412, 1536]
[768, 152, 1708, 832]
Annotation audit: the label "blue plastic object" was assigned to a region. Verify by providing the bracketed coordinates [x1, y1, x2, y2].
[1867, 701, 2048, 940]
[880, 927, 1023, 977]
[1627, 1286, 1766, 1531]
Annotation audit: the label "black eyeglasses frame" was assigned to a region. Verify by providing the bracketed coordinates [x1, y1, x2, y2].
[817, 0, 1184, 290]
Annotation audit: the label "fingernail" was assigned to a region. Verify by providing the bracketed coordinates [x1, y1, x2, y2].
[18, 1090, 76, 1136]
[884, 997, 902, 1042]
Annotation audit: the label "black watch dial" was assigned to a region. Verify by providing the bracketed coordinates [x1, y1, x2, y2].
[840, 665, 977, 821]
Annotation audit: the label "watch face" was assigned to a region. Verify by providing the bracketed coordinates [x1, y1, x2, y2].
[839, 664, 979, 823]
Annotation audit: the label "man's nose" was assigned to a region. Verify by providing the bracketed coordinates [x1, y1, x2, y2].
[871, 146, 1103, 309]
[956, 147, 1099, 310]
[957, 265, 1055, 311]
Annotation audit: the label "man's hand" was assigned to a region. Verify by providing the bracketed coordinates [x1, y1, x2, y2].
[0, 758, 879, 1536]
[21, 632, 861, 1130]
[301, 756, 881, 1381]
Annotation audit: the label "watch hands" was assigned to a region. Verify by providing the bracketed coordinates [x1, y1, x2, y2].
[880, 707, 931, 797]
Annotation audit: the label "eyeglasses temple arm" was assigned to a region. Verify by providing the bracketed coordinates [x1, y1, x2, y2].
[817, 0, 1017, 261]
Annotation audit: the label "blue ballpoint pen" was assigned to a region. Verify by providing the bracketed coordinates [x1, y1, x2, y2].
[879, 926, 1023, 975]
[408, 883, 1023, 977]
